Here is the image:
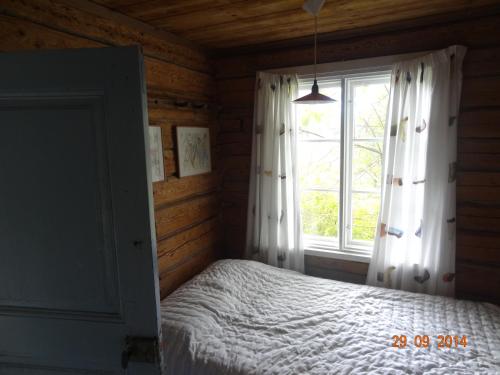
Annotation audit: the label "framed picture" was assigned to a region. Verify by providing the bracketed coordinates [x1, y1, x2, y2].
[148, 126, 165, 182]
[176, 126, 211, 177]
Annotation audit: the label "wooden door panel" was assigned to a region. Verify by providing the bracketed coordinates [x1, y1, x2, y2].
[0, 315, 123, 371]
[0, 96, 120, 316]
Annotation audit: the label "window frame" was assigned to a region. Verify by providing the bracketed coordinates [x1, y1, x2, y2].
[298, 69, 391, 263]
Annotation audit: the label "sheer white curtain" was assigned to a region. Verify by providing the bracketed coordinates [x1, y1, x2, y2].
[245, 72, 304, 272]
[367, 46, 466, 296]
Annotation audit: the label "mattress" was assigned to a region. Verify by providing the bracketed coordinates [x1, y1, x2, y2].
[160, 259, 500, 374]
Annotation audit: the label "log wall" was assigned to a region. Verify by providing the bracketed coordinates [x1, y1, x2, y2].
[0, 0, 221, 299]
[214, 11, 500, 304]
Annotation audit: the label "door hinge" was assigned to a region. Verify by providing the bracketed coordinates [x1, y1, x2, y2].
[121, 336, 160, 369]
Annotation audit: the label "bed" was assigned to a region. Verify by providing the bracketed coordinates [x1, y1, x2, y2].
[160, 259, 500, 374]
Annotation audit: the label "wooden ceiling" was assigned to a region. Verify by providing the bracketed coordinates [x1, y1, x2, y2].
[91, 0, 500, 50]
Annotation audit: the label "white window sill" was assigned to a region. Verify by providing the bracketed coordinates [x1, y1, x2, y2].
[303, 236, 373, 263]
[304, 247, 372, 264]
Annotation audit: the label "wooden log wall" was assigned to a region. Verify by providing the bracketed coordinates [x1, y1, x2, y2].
[0, 0, 221, 299]
[214, 11, 500, 304]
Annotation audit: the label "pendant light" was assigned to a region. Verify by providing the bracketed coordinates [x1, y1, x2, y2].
[294, 0, 335, 104]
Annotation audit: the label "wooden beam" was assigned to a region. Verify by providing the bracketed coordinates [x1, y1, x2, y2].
[155, 193, 220, 239]
[159, 248, 215, 299]
[157, 219, 219, 276]
[153, 173, 221, 208]
[0, 0, 211, 72]
[457, 172, 500, 186]
[66, 0, 207, 52]
[214, 13, 500, 79]
[458, 109, 500, 138]
[214, 4, 500, 55]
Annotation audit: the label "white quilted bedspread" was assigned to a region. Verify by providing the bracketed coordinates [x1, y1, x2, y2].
[160, 260, 500, 374]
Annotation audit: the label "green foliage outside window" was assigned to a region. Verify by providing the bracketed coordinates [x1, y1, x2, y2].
[301, 191, 339, 237]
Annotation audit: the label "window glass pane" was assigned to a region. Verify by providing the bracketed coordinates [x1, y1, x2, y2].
[348, 76, 389, 248]
[298, 142, 340, 190]
[352, 80, 389, 139]
[351, 192, 380, 242]
[352, 141, 383, 191]
[297, 85, 341, 140]
[301, 191, 339, 238]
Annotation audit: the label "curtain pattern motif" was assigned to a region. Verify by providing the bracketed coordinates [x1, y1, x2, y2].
[367, 46, 466, 296]
[245, 72, 304, 272]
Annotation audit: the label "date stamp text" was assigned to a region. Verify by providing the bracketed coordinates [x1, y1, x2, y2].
[392, 335, 468, 349]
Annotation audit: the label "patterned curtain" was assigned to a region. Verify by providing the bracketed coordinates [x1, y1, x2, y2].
[245, 72, 304, 272]
[367, 46, 466, 296]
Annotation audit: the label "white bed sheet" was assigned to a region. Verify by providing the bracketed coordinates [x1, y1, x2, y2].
[160, 259, 500, 374]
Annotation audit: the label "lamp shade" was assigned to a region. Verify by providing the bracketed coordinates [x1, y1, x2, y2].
[293, 79, 336, 104]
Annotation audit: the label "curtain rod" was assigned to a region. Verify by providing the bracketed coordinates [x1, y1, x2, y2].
[265, 50, 431, 77]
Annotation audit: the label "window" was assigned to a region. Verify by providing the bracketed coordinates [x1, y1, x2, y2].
[297, 72, 390, 262]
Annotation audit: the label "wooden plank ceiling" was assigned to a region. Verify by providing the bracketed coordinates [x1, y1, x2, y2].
[91, 0, 499, 49]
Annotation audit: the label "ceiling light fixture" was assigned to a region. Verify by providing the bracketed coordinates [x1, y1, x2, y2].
[294, 0, 336, 104]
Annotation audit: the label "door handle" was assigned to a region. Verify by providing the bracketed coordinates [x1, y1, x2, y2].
[121, 336, 159, 369]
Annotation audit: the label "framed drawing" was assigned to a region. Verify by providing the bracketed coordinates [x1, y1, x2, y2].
[176, 126, 211, 177]
[148, 126, 165, 182]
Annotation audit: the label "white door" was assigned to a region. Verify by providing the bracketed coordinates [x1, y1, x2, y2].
[0, 47, 162, 374]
